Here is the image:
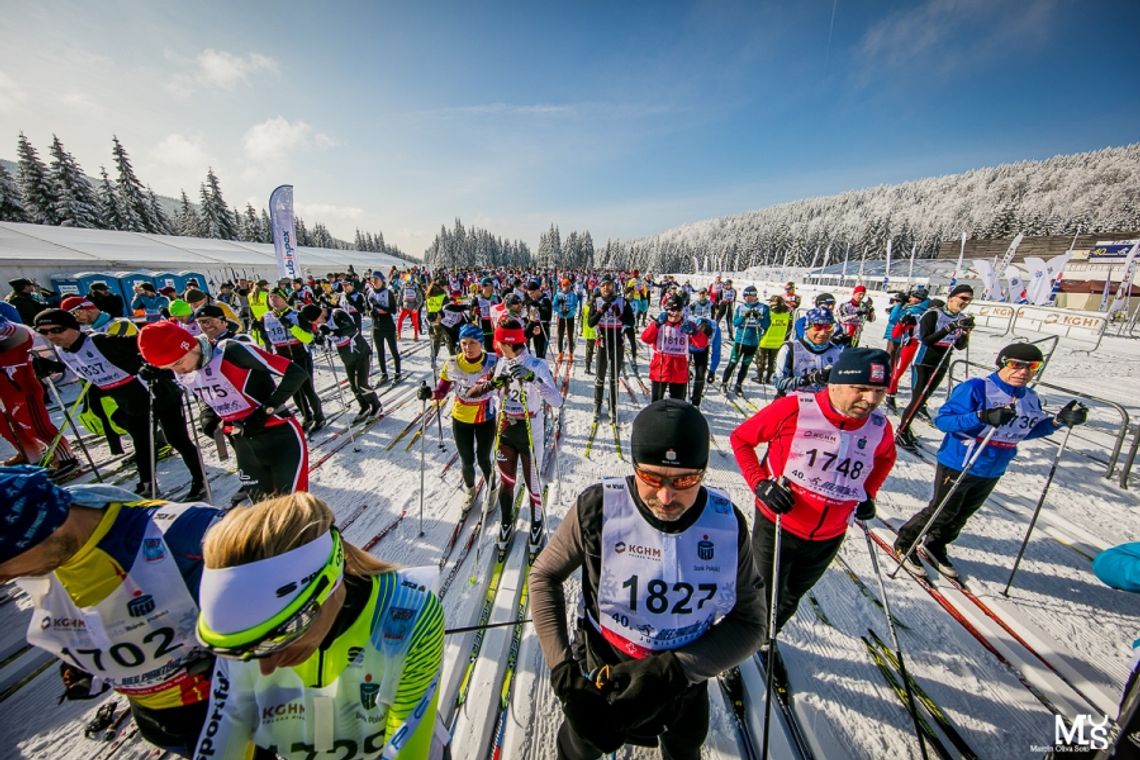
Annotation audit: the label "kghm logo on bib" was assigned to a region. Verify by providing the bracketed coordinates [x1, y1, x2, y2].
[614, 542, 662, 560]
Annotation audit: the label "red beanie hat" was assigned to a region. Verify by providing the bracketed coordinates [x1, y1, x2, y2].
[853, 285, 867, 294]
[139, 321, 198, 367]
[494, 323, 526, 346]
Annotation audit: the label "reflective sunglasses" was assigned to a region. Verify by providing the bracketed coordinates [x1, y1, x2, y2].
[1002, 358, 1042, 373]
[36, 326, 69, 336]
[634, 467, 706, 490]
[198, 531, 343, 661]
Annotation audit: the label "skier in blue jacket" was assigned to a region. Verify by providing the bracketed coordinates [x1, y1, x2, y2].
[894, 342, 1088, 578]
[688, 315, 720, 407]
[719, 286, 770, 397]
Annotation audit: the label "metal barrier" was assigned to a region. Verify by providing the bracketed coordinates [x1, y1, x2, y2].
[968, 300, 1017, 336]
[1120, 424, 1140, 489]
[1010, 304, 1108, 353]
[946, 358, 1134, 487]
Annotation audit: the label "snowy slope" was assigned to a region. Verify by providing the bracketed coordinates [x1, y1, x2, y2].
[2, 288, 1138, 759]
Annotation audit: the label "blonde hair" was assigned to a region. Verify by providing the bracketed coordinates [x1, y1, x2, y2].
[202, 492, 396, 577]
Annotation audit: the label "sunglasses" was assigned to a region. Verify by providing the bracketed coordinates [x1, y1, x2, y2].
[36, 326, 69, 336]
[635, 467, 706, 490]
[1002, 358, 1042, 373]
[808, 322, 833, 330]
[198, 531, 343, 661]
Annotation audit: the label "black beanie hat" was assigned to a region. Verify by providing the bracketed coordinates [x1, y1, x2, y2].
[829, 347, 892, 387]
[996, 342, 1043, 366]
[948, 284, 974, 298]
[33, 308, 80, 331]
[631, 399, 709, 470]
[299, 304, 323, 324]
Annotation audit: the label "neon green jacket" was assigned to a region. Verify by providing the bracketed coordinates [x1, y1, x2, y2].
[195, 570, 445, 760]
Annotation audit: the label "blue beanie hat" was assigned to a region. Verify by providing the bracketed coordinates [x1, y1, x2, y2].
[804, 307, 835, 326]
[0, 465, 73, 564]
[458, 324, 484, 342]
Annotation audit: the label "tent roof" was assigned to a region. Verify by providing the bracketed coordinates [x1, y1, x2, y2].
[0, 222, 412, 271]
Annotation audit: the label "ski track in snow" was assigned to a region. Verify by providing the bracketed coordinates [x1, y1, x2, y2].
[3, 290, 1138, 759]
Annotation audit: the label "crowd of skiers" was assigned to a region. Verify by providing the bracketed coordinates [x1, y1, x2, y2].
[0, 262, 1134, 760]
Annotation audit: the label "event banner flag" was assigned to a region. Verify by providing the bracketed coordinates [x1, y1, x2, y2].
[1107, 242, 1139, 316]
[1005, 265, 1028, 304]
[1024, 257, 1049, 304]
[882, 238, 892, 289]
[948, 232, 966, 289]
[974, 259, 1002, 301]
[270, 185, 301, 281]
[1043, 252, 1070, 306]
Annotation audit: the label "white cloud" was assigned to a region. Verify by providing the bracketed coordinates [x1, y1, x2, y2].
[241, 116, 336, 163]
[194, 48, 277, 89]
[153, 133, 211, 170]
[0, 71, 27, 113]
[166, 48, 278, 94]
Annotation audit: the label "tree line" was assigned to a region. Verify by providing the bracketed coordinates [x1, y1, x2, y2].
[0, 132, 408, 259]
[600, 143, 1140, 274]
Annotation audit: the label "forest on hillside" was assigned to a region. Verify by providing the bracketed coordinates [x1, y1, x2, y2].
[594, 143, 1140, 273]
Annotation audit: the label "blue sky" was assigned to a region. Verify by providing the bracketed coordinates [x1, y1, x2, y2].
[2, 1, 1138, 256]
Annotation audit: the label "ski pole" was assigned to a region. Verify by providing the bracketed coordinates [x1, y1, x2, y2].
[861, 521, 929, 760]
[890, 422, 1002, 578]
[1002, 419, 1079, 595]
[145, 379, 157, 495]
[445, 617, 532, 636]
[518, 378, 545, 560]
[760, 510, 783, 760]
[39, 380, 92, 467]
[181, 391, 215, 505]
[471, 383, 507, 585]
[322, 343, 357, 450]
[44, 376, 102, 482]
[897, 345, 955, 435]
[418, 383, 428, 537]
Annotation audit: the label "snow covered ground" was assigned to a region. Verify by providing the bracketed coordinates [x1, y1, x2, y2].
[2, 285, 1137, 759]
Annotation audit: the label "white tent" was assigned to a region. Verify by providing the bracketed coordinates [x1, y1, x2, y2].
[0, 221, 414, 292]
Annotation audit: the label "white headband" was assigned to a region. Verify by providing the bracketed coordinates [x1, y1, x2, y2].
[199, 531, 337, 636]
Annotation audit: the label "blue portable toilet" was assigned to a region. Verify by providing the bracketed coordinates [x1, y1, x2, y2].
[152, 271, 183, 293]
[75, 272, 128, 304]
[50, 274, 83, 299]
[116, 271, 156, 305]
[178, 271, 210, 296]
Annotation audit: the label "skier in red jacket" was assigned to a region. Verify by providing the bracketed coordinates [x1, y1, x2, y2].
[640, 295, 708, 402]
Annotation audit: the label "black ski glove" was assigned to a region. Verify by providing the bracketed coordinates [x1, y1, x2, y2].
[551, 660, 624, 752]
[954, 315, 975, 330]
[509, 364, 536, 383]
[754, 479, 795, 514]
[416, 383, 433, 401]
[318, 324, 332, 335]
[235, 406, 269, 437]
[1054, 400, 1088, 427]
[978, 405, 1016, 427]
[201, 416, 220, 438]
[605, 651, 689, 729]
[58, 662, 109, 704]
[137, 363, 163, 382]
[31, 354, 59, 378]
[855, 498, 876, 521]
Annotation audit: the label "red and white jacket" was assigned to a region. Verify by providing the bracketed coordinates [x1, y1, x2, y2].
[730, 388, 896, 541]
[640, 319, 707, 384]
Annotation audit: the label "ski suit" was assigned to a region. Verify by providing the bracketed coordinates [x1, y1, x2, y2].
[552, 289, 579, 356]
[434, 350, 499, 491]
[367, 284, 402, 379]
[731, 389, 896, 633]
[688, 317, 719, 407]
[0, 323, 74, 466]
[194, 570, 446, 760]
[490, 351, 563, 530]
[264, 308, 324, 426]
[755, 308, 792, 383]
[772, 337, 845, 398]
[896, 373, 1057, 554]
[175, 338, 310, 500]
[21, 495, 224, 756]
[720, 302, 769, 389]
[530, 478, 765, 758]
[397, 281, 424, 340]
[897, 307, 971, 436]
[640, 316, 707, 402]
